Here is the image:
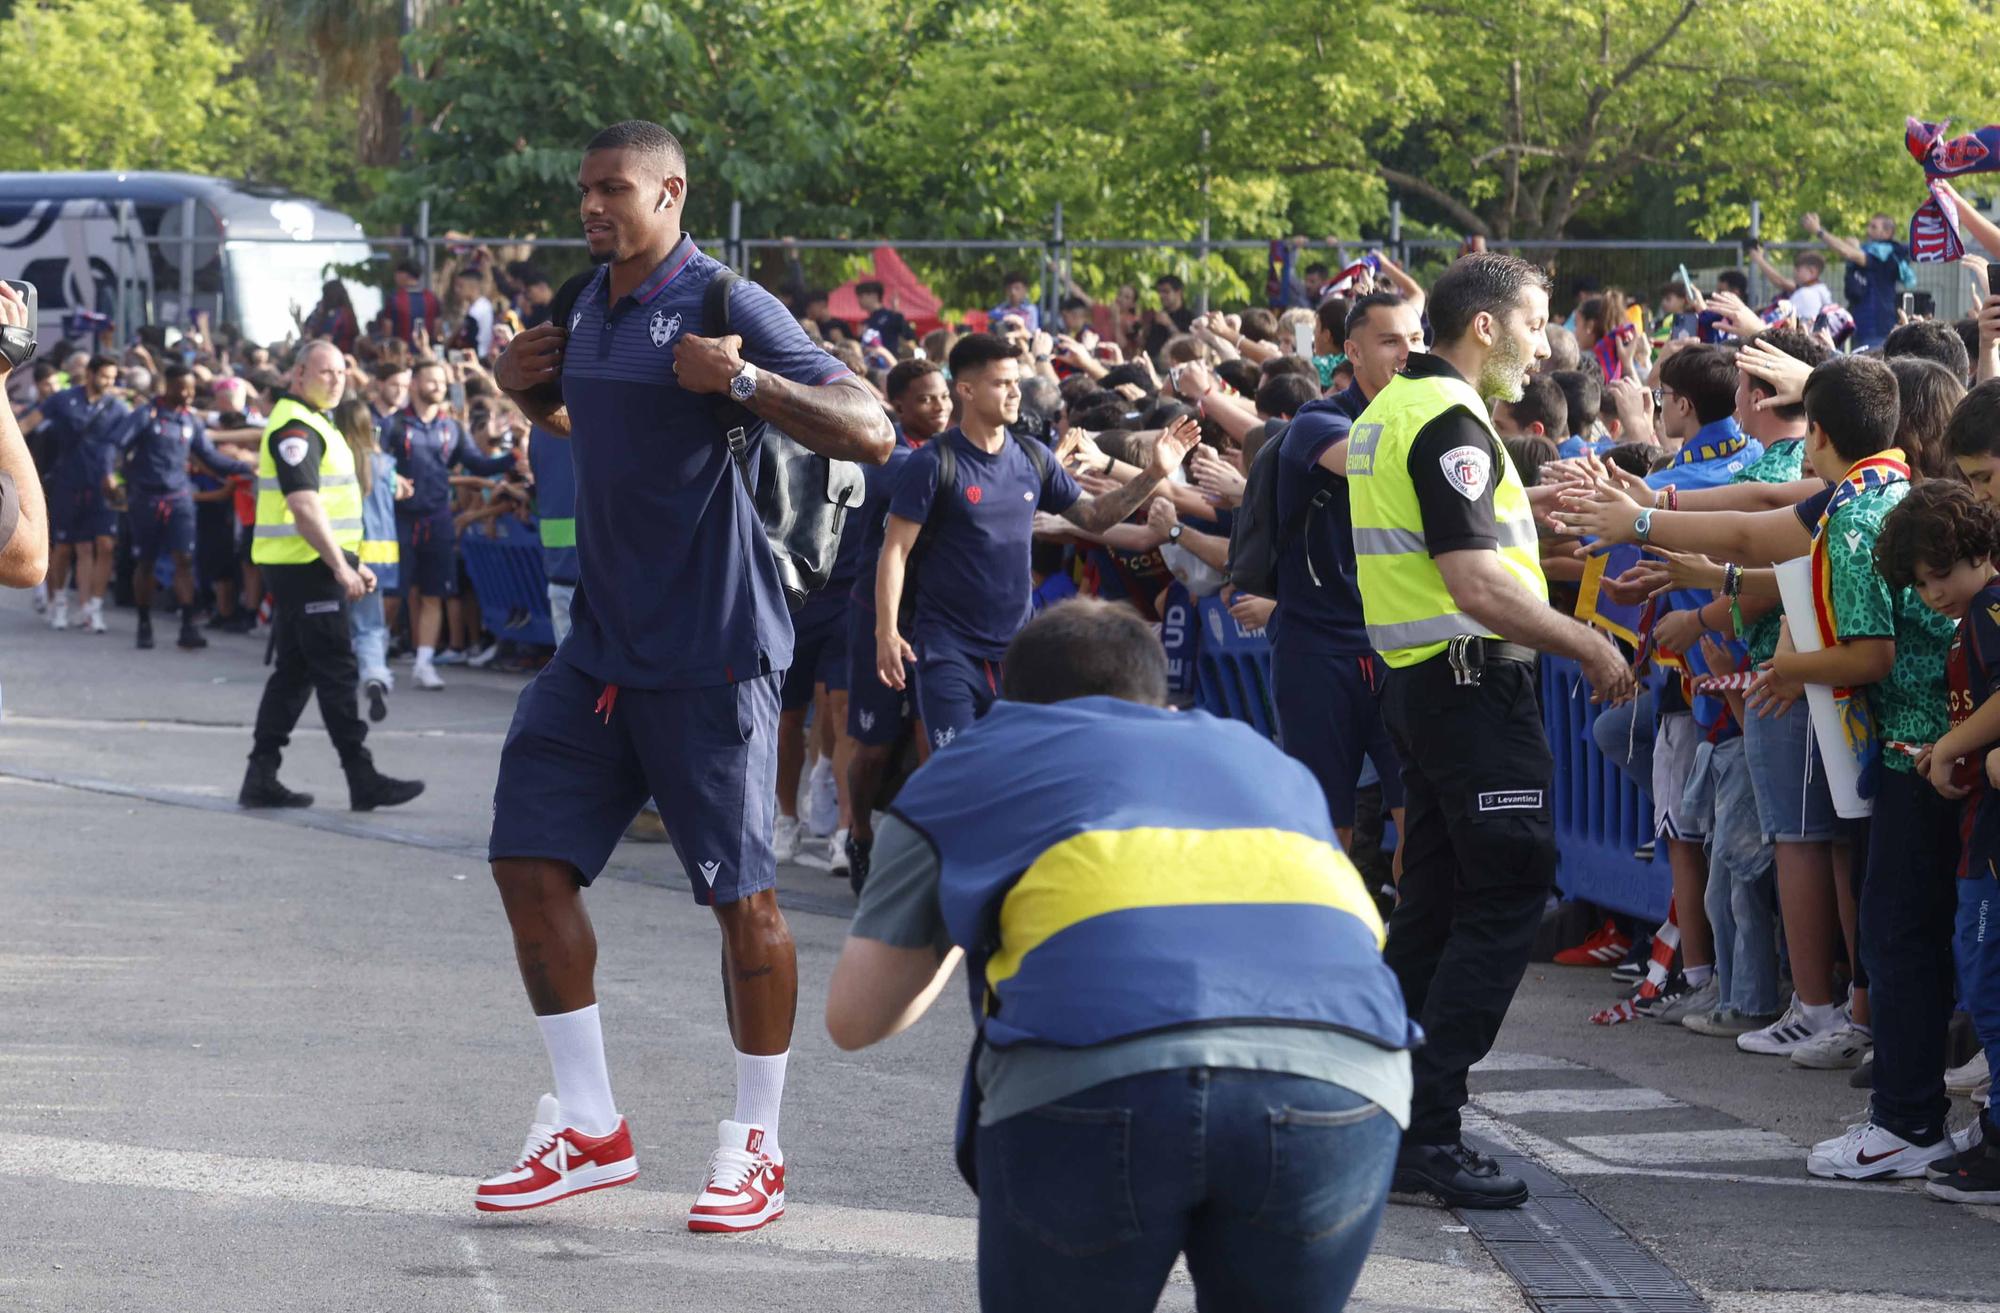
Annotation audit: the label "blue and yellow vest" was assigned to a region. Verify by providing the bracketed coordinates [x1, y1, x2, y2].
[888, 696, 1419, 1170]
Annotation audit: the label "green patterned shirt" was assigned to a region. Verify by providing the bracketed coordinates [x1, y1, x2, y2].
[1731, 439, 1806, 665]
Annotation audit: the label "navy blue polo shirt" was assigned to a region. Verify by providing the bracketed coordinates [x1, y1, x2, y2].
[560, 237, 851, 689]
[888, 426, 1081, 658]
[848, 422, 925, 612]
[117, 401, 252, 497]
[528, 424, 579, 586]
[43, 386, 132, 489]
[383, 408, 513, 517]
[1271, 384, 1372, 656]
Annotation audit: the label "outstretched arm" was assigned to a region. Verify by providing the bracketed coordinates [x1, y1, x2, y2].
[1061, 416, 1201, 535]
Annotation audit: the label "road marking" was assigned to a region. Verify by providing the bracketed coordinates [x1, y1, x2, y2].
[1565, 1128, 1802, 1165]
[1466, 1111, 1899, 1194]
[1475, 1087, 1683, 1115]
[458, 1234, 505, 1313]
[4, 713, 507, 743]
[1471, 1051, 1586, 1073]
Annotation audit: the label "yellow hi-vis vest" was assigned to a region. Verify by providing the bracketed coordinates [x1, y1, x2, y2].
[1346, 370, 1546, 668]
[252, 396, 362, 566]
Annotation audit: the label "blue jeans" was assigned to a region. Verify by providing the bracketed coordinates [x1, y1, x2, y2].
[976, 1069, 1399, 1313]
[1695, 739, 1778, 1015]
[1591, 687, 1655, 797]
[348, 588, 391, 686]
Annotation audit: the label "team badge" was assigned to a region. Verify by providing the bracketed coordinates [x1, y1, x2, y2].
[965, 485, 983, 505]
[649, 310, 682, 348]
[1439, 445, 1490, 501]
[857, 710, 876, 731]
[276, 436, 310, 466]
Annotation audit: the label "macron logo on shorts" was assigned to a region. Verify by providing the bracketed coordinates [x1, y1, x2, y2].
[1478, 790, 1543, 813]
[697, 860, 720, 888]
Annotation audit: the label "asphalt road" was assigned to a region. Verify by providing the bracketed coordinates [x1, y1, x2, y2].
[0, 589, 1993, 1312]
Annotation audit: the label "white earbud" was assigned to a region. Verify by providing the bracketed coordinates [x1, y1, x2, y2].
[656, 192, 670, 213]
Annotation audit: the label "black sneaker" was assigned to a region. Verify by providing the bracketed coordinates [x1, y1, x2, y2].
[366, 679, 389, 723]
[846, 832, 872, 898]
[1848, 1056, 1874, 1089]
[1634, 839, 1657, 862]
[1927, 1141, 2000, 1204]
[135, 614, 154, 650]
[1392, 1141, 1529, 1209]
[177, 620, 207, 650]
[1630, 973, 1689, 1020]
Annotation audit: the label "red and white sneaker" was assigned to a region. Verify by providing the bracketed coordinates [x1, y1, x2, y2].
[687, 1120, 785, 1233]
[1554, 919, 1632, 967]
[474, 1094, 638, 1212]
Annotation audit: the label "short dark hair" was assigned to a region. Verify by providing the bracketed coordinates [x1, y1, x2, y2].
[1955, 317, 1982, 372]
[947, 333, 1016, 379]
[371, 360, 410, 381]
[87, 354, 117, 373]
[1216, 358, 1260, 397]
[31, 360, 56, 381]
[1883, 319, 1971, 382]
[1154, 274, 1185, 294]
[1794, 250, 1826, 276]
[1002, 271, 1028, 289]
[885, 357, 941, 402]
[394, 259, 422, 280]
[1603, 441, 1665, 477]
[1344, 292, 1409, 342]
[1059, 294, 1089, 314]
[1001, 598, 1169, 707]
[1803, 356, 1900, 462]
[1549, 369, 1602, 432]
[1256, 372, 1320, 419]
[162, 363, 192, 387]
[1238, 307, 1279, 344]
[1717, 269, 1749, 296]
[1305, 262, 1331, 278]
[1259, 354, 1317, 383]
[1743, 325, 1830, 421]
[585, 119, 686, 172]
[1889, 356, 1966, 480]
[1070, 397, 1133, 432]
[513, 263, 550, 290]
[1873, 479, 2000, 589]
[1427, 253, 1550, 348]
[1507, 374, 1568, 438]
[1659, 345, 1738, 425]
[1503, 434, 1560, 487]
[1315, 296, 1348, 341]
[855, 280, 885, 299]
[1946, 379, 2000, 459]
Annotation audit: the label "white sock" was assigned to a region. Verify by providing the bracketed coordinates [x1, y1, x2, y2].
[537, 1005, 618, 1137]
[1683, 964, 1714, 988]
[1801, 1000, 1842, 1028]
[416, 645, 435, 665]
[734, 1049, 789, 1155]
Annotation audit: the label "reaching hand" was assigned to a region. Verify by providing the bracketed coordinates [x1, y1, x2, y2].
[1053, 426, 1103, 472]
[1578, 629, 1639, 705]
[1708, 291, 1766, 337]
[1652, 608, 1708, 656]
[1144, 496, 1178, 539]
[1736, 338, 1812, 411]
[1190, 445, 1245, 507]
[1801, 212, 1823, 237]
[1745, 659, 1803, 718]
[1697, 632, 1743, 676]
[1148, 415, 1202, 478]
[1642, 547, 1725, 594]
[1554, 475, 1646, 542]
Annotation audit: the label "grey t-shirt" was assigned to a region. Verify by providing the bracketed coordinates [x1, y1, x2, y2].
[851, 815, 1412, 1128]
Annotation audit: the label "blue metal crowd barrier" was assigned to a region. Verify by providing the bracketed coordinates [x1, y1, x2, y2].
[459, 517, 558, 649]
[1182, 602, 1669, 921]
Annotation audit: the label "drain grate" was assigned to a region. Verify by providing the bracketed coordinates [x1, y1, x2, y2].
[1458, 1136, 1709, 1313]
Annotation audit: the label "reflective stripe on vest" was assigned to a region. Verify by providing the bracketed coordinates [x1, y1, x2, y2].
[539, 516, 577, 549]
[1347, 371, 1546, 668]
[358, 539, 398, 564]
[252, 397, 363, 566]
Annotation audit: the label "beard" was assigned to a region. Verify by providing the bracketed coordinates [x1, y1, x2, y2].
[1479, 332, 1531, 403]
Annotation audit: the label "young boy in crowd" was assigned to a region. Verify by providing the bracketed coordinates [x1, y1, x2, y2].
[1873, 480, 2000, 1203]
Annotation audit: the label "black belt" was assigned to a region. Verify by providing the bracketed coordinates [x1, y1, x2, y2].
[1438, 635, 1535, 686]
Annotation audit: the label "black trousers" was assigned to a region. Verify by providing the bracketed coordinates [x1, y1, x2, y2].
[252, 561, 369, 770]
[1380, 654, 1556, 1145]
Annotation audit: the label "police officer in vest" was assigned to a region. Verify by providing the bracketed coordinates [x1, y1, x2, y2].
[827, 599, 1419, 1311]
[238, 340, 424, 812]
[1345, 254, 1635, 1208]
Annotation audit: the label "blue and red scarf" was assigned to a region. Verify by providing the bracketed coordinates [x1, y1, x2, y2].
[1907, 117, 2000, 263]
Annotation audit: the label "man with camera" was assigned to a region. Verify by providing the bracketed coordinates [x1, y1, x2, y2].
[0, 281, 49, 591]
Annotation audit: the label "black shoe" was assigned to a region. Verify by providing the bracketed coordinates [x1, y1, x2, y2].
[846, 832, 872, 897]
[1928, 1140, 2000, 1204]
[1849, 1056, 1875, 1089]
[366, 680, 388, 723]
[346, 763, 424, 811]
[220, 612, 256, 634]
[1392, 1140, 1530, 1209]
[177, 621, 207, 650]
[239, 760, 313, 809]
[135, 615, 153, 650]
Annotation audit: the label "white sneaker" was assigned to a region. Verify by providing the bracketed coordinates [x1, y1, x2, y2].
[432, 648, 467, 666]
[1790, 1023, 1873, 1070]
[86, 605, 107, 634]
[772, 814, 802, 863]
[50, 598, 68, 630]
[686, 1120, 784, 1233]
[828, 828, 851, 877]
[1946, 1051, 1990, 1096]
[467, 641, 501, 668]
[1807, 1120, 1956, 1180]
[805, 758, 838, 837]
[413, 660, 445, 691]
[1737, 996, 1835, 1056]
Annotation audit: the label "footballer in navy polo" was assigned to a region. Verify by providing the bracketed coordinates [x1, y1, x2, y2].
[484, 119, 892, 1231]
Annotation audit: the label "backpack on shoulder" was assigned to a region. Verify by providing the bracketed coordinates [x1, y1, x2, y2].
[1227, 420, 1336, 596]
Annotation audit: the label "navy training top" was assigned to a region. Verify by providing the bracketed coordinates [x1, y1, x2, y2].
[117, 400, 252, 497]
[1270, 384, 1371, 656]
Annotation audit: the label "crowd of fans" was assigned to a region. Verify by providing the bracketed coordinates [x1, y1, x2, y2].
[8, 199, 1999, 1199]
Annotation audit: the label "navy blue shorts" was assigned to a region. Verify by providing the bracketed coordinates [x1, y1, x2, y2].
[845, 603, 913, 745]
[1270, 646, 1404, 830]
[397, 510, 458, 597]
[914, 640, 1001, 753]
[488, 655, 781, 905]
[50, 483, 116, 544]
[130, 492, 196, 562]
[781, 600, 849, 710]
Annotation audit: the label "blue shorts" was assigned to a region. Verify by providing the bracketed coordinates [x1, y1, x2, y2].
[130, 492, 196, 561]
[781, 600, 849, 710]
[488, 655, 781, 905]
[396, 509, 458, 597]
[1270, 645, 1404, 830]
[914, 640, 1001, 752]
[846, 603, 912, 745]
[50, 483, 116, 544]
[1741, 699, 1835, 843]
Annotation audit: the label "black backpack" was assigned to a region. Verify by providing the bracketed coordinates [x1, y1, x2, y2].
[548, 266, 865, 611]
[1226, 420, 1334, 595]
[897, 434, 1050, 637]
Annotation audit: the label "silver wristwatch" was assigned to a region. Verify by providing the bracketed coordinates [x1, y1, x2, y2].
[728, 361, 760, 402]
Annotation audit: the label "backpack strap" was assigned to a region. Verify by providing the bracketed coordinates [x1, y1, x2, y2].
[701, 270, 753, 474]
[549, 269, 598, 335]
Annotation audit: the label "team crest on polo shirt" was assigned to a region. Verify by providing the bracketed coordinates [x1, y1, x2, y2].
[965, 485, 983, 505]
[649, 310, 682, 348]
[1439, 445, 1490, 501]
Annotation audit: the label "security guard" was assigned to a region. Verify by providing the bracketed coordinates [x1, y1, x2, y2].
[1346, 254, 1635, 1209]
[238, 340, 424, 813]
[827, 599, 1419, 1310]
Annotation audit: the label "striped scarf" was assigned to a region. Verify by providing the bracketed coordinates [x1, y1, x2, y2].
[1809, 450, 1909, 801]
[1907, 118, 2000, 263]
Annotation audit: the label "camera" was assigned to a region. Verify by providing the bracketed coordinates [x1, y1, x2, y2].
[0, 279, 38, 370]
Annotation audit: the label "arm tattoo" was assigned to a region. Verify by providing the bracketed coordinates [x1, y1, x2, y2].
[1062, 468, 1168, 534]
[743, 375, 893, 465]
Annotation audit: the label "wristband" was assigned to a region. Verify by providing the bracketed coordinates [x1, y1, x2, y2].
[1666, 486, 1678, 512]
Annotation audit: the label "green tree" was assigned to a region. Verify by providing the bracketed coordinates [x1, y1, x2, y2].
[262, 0, 423, 169]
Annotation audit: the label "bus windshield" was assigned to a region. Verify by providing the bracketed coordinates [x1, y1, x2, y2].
[224, 239, 383, 347]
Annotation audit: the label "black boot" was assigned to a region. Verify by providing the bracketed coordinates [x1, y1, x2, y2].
[177, 608, 207, 650]
[239, 757, 313, 809]
[346, 759, 425, 811]
[845, 832, 871, 898]
[135, 610, 154, 650]
[1392, 1140, 1530, 1209]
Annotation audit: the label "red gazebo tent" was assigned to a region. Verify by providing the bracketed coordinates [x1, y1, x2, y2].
[826, 246, 946, 336]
